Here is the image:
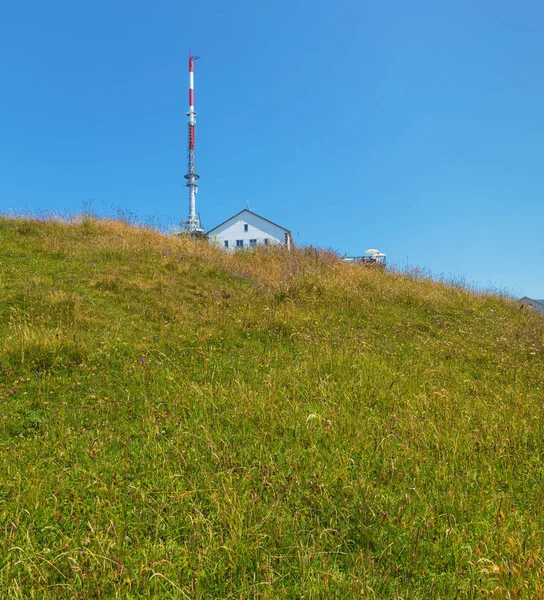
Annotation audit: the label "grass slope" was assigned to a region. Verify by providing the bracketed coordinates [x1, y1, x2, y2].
[0, 217, 543, 599]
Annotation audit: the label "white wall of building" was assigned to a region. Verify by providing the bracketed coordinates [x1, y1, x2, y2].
[207, 210, 291, 250]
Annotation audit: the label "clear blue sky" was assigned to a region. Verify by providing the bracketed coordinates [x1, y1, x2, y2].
[1, 0, 543, 297]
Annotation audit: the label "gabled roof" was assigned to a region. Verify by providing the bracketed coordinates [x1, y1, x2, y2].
[206, 209, 291, 236]
[519, 297, 544, 313]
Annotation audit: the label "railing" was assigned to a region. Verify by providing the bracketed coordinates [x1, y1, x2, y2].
[343, 256, 386, 265]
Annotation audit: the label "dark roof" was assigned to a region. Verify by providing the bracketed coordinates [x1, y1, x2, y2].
[519, 297, 544, 313]
[206, 209, 291, 236]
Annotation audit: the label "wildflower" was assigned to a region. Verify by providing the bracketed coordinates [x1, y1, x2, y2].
[141, 357, 146, 364]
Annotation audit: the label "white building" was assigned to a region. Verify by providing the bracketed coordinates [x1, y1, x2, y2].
[519, 297, 544, 314]
[206, 209, 293, 250]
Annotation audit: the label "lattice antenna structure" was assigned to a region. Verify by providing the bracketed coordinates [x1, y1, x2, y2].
[183, 54, 203, 233]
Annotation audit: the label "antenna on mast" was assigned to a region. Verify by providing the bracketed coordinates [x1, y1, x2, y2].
[183, 53, 203, 233]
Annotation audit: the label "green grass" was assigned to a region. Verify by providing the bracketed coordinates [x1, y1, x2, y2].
[0, 216, 543, 599]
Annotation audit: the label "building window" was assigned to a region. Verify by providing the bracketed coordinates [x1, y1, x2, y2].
[249, 239, 256, 247]
[224, 240, 229, 248]
[244, 224, 248, 232]
[236, 240, 244, 247]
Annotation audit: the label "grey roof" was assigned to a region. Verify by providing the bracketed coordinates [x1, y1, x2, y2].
[519, 297, 544, 314]
[206, 209, 291, 236]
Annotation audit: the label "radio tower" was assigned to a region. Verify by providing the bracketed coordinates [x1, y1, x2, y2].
[183, 53, 203, 233]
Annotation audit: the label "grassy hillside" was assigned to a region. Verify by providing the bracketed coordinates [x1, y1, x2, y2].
[0, 217, 543, 599]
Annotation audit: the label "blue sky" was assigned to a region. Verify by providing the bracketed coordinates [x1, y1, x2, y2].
[1, 0, 543, 297]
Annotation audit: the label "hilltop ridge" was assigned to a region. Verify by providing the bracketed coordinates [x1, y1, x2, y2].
[1, 217, 543, 598]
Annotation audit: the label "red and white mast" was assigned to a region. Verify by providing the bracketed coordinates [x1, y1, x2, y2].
[184, 54, 203, 232]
